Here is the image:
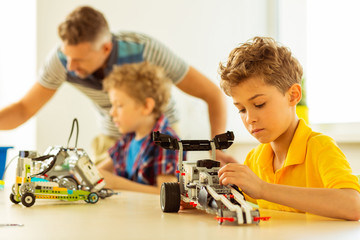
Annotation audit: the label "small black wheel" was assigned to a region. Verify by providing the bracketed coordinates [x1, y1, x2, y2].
[160, 182, 180, 212]
[87, 192, 99, 204]
[21, 192, 36, 207]
[10, 193, 20, 204]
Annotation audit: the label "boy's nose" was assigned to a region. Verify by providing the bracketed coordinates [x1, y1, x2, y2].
[245, 111, 257, 124]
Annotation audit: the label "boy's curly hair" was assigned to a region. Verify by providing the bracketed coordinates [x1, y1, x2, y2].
[219, 36, 303, 96]
[103, 61, 171, 118]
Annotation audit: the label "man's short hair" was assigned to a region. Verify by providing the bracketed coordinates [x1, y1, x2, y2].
[103, 62, 171, 119]
[58, 6, 111, 48]
[219, 36, 303, 96]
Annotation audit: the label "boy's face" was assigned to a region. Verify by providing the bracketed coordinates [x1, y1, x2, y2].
[230, 76, 296, 144]
[108, 88, 145, 134]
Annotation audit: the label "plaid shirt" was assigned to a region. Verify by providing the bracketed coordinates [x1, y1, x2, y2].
[108, 115, 184, 186]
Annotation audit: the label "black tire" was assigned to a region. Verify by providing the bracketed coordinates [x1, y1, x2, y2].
[160, 182, 180, 212]
[21, 192, 36, 207]
[10, 193, 20, 204]
[87, 192, 99, 204]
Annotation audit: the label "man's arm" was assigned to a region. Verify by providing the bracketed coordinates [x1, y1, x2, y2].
[176, 66, 237, 164]
[98, 158, 177, 194]
[176, 66, 226, 138]
[218, 163, 360, 220]
[0, 82, 56, 129]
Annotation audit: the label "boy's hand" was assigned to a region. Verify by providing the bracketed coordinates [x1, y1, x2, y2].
[218, 163, 266, 199]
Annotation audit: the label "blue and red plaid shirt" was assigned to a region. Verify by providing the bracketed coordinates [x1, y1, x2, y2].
[108, 115, 185, 186]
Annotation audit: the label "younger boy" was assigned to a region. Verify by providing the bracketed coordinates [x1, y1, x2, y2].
[98, 62, 183, 194]
[217, 37, 360, 220]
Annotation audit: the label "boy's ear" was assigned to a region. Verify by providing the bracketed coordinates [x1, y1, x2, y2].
[142, 97, 155, 115]
[288, 83, 302, 106]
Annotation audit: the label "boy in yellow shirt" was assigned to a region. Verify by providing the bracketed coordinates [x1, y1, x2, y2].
[218, 37, 360, 220]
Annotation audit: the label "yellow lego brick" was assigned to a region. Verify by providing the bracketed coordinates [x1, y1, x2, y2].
[16, 177, 23, 184]
[53, 187, 67, 192]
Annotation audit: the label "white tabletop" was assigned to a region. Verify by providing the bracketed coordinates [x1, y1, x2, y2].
[1, 183, 360, 240]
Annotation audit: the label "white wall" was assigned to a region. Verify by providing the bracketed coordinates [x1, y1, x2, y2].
[278, 0, 307, 69]
[0, 0, 36, 153]
[35, 0, 269, 156]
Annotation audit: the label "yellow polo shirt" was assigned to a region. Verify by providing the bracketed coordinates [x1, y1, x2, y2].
[244, 119, 360, 213]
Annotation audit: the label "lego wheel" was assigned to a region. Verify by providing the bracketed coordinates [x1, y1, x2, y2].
[10, 193, 20, 204]
[20, 182, 35, 195]
[98, 188, 114, 199]
[87, 192, 99, 204]
[160, 182, 180, 212]
[58, 176, 78, 190]
[21, 192, 36, 207]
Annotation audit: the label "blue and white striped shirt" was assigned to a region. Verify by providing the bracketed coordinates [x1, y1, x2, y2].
[38, 31, 189, 137]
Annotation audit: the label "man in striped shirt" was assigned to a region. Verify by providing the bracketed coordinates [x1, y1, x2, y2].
[0, 6, 236, 165]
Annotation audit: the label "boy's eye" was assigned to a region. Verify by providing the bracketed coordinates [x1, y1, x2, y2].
[238, 109, 246, 114]
[255, 103, 265, 108]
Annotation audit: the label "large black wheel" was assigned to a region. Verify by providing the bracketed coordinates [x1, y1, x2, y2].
[160, 182, 180, 212]
[87, 192, 99, 204]
[21, 192, 36, 207]
[10, 193, 20, 204]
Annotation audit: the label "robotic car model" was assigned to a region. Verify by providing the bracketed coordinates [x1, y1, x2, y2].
[31, 146, 106, 192]
[9, 119, 114, 207]
[10, 151, 99, 207]
[153, 131, 265, 225]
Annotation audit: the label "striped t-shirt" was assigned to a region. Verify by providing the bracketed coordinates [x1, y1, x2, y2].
[38, 31, 189, 137]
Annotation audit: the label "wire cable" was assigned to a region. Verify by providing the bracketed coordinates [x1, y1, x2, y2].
[67, 118, 79, 148]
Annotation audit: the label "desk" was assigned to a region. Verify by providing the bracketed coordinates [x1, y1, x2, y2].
[1, 186, 360, 240]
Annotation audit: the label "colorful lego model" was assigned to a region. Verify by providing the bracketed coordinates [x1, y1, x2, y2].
[0, 146, 13, 190]
[8, 118, 116, 207]
[32, 146, 106, 193]
[9, 151, 99, 207]
[153, 131, 269, 225]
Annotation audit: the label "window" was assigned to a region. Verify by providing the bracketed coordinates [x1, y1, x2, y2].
[0, 0, 36, 149]
[307, 0, 360, 123]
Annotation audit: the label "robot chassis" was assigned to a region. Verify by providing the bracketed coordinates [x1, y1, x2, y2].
[153, 131, 265, 225]
[9, 119, 111, 207]
[9, 148, 106, 207]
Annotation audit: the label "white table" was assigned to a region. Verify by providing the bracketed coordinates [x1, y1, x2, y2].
[1, 184, 360, 240]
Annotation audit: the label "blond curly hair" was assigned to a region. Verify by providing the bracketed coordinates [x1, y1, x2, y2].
[103, 62, 171, 118]
[219, 36, 303, 96]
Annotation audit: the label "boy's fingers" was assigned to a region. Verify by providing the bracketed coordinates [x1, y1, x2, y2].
[219, 172, 237, 185]
[218, 163, 243, 176]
